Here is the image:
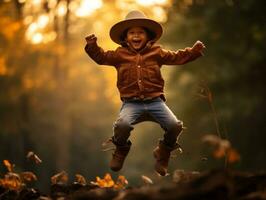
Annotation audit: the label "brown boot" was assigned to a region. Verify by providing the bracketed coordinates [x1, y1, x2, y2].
[109, 141, 131, 172]
[153, 141, 179, 176]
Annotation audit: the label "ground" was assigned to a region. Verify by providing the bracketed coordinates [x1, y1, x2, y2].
[0, 169, 266, 200]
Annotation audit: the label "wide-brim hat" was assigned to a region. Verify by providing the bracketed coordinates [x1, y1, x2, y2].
[110, 10, 163, 45]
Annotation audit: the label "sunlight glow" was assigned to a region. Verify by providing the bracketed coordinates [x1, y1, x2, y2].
[69, 1, 79, 12]
[75, 0, 103, 17]
[57, 1, 67, 17]
[152, 6, 167, 22]
[27, 22, 38, 37]
[32, 0, 42, 6]
[48, 0, 57, 9]
[23, 16, 33, 25]
[136, 0, 169, 6]
[22, 0, 170, 46]
[32, 33, 43, 44]
[43, 31, 57, 43]
[155, 0, 169, 5]
[37, 14, 50, 29]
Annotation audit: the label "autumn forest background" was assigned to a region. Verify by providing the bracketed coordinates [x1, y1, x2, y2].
[0, 0, 265, 192]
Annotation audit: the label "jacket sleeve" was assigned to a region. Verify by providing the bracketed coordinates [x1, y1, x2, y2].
[84, 42, 117, 66]
[159, 47, 203, 65]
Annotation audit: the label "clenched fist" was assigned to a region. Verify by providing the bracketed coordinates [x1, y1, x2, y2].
[85, 34, 97, 45]
[192, 40, 206, 54]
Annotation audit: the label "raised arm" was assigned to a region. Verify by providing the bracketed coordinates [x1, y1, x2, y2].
[159, 40, 206, 65]
[85, 34, 117, 66]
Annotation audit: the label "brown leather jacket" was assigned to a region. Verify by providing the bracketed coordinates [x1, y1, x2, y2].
[85, 41, 202, 101]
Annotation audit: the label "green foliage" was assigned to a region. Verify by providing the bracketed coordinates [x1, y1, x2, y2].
[164, 0, 266, 170]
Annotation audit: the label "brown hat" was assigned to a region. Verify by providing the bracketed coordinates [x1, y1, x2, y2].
[110, 10, 163, 45]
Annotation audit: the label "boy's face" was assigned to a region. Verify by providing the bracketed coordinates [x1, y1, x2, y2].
[125, 27, 148, 51]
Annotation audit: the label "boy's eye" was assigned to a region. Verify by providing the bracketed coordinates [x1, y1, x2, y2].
[129, 32, 144, 35]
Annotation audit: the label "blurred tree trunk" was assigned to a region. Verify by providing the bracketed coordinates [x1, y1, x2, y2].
[53, 0, 72, 172]
[13, 0, 23, 19]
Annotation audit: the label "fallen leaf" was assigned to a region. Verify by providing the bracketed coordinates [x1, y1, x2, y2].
[0, 172, 22, 190]
[227, 148, 241, 163]
[20, 171, 37, 182]
[75, 174, 87, 185]
[27, 151, 42, 164]
[51, 171, 68, 185]
[91, 173, 128, 189]
[141, 175, 153, 185]
[3, 160, 14, 172]
[114, 175, 128, 189]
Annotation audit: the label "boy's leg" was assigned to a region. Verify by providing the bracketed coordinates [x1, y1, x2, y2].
[146, 98, 183, 175]
[110, 101, 144, 171]
[147, 99, 183, 147]
[112, 101, 144, 145]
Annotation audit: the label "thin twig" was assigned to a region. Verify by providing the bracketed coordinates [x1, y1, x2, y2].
[197, 80, 227, 168]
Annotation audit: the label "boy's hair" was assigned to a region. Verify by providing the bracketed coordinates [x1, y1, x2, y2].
[120, 27, 156, 43]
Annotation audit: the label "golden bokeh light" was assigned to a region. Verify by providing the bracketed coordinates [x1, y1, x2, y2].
[23, 0, 171, 44]
[48, 0, 58, 9]
[136, 0, 169, 6]
[43, 31, 57, 43]
[57, 1, 68, 17]
[152, 6, 168, 22]
[26, 22, 38, 40]
[32, 0, 42, 6]
[36, 14, 50, 29]
[23, 16, 33, 25]
[75, 0, 103, 17]
[31, 33, 43, 44]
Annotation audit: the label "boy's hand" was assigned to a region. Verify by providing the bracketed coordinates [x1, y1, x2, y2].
[192, 40, 206, 55]
[85, 34, 97, 45]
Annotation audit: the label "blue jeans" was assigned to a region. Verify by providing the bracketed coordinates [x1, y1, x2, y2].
[113, 97, 183, 148]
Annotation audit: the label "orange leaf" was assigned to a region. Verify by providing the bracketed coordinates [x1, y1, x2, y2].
[103, 173, 115, 188]
[20, 172, 37, 182]
[91, 173, 128, 189]
[75, 174, 87, 185]
[51, 171, 68, 185]
[227, 148, 240, 163]
[91, 173, 115, 188]
[213, 147, 226, 158]
[0, 172, 22, 190]
[114, 175, 128, 189]
[3, 160, 13, 172]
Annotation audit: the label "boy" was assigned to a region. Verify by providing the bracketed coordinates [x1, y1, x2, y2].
[85, 10, 205, 176]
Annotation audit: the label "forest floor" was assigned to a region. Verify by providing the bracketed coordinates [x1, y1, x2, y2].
[1, 169, 266, 200]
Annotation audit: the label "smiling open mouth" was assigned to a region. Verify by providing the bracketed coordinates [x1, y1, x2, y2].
[132, 39, 142, 46]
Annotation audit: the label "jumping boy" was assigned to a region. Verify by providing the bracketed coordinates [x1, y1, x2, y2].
[85, 10, 205, 176]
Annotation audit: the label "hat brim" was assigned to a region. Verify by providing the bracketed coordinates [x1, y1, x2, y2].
[110, 18, 163, 45]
